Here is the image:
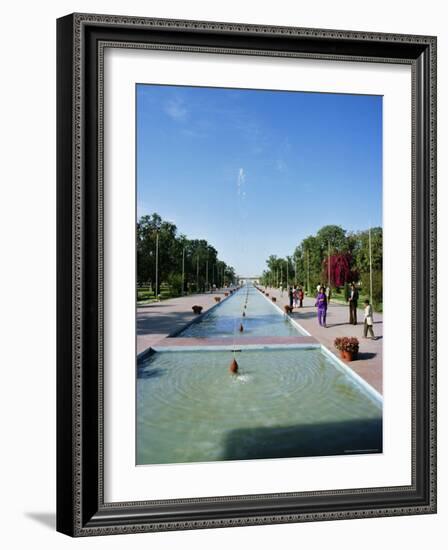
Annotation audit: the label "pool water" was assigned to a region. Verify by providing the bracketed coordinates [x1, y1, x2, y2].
[137, 347, 382, 465]
[176, 284, 306, 338]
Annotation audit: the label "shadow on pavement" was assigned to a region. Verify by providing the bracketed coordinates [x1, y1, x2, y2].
[356, 352, 377, 360]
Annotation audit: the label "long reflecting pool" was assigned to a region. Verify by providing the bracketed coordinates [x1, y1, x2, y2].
[176, 284, 307, 338]
[137, 347, 382, 465]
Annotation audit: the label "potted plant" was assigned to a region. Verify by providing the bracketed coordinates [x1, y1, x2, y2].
[214, 296, 221, 303]
[272, 297, 277, 303]
[334, 336, 359, 361]
[192, 305, 203, 314]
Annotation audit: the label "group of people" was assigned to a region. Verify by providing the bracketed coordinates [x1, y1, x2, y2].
[287, 286, 305, 309]
[314, 282, 376, 339]
[275, 282, 377, 339]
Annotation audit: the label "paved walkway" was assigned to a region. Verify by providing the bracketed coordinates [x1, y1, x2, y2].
[260, 286, 383, 394]
[137, 289, 230, 353]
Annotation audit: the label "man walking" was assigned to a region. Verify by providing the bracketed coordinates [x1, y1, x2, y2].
[348, 283, 359, 325]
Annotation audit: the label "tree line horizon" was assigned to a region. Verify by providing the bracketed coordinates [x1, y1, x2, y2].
[137, 214, 382, 306]
[260, 224, 382, 305]
[137, 213, 236, 296]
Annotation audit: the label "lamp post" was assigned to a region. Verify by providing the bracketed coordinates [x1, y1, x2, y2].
[181, 247, 185, 296]
[196, 253, 199, 293]
[327, 241, 331, 306]
[369, 226, 373, 307]
[306, 249, 310, 296]
[155, 231, 159, 299]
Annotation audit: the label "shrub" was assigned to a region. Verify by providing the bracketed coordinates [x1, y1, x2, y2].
[167, 273, 183, 296]
[137, 290, 155, 301]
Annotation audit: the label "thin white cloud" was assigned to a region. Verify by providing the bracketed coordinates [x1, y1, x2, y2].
[276, 158, 287, 173]
[164, 98, 188, 121]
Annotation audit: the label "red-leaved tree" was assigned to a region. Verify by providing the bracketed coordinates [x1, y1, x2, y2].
[322, 253, 357, 287]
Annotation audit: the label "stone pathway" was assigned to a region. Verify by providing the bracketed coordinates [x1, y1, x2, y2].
[137, 289, 230, 353]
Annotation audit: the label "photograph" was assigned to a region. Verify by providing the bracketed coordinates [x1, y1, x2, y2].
[135, 83, 383, 466]
[53, 8, 437, 538]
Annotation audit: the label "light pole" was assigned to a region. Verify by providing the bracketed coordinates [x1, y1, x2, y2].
[196, 253, 199, 293]
[206, 259, 209, 292]
[306, 249, 310, 295]
[155, 231, 159, 299]
[286, 259, 289, 288]
[369, 227, 373, 307]
[327, 241, 331, 305]
[182, 247, 185, 296]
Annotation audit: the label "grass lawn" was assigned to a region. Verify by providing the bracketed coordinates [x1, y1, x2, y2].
[327, 291, 382, 313]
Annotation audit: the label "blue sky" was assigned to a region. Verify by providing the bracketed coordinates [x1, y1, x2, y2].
[137, 84, 382, 276]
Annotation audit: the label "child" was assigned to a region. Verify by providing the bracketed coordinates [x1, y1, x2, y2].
[363, 299, 376, 339]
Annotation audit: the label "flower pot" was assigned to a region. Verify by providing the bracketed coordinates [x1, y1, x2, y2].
[341, 350, 357, 361]
[214, 297, 221, 303]
[192, 305, 203, 314]
[272, 297, 276, 303]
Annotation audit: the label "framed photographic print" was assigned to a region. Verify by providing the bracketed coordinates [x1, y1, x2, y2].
[56, 13, 437, 536]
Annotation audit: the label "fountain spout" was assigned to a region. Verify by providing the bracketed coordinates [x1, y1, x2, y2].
[229, 358, 239, 374]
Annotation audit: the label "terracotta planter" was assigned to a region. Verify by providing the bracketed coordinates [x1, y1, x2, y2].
[272, 297, 277, 303]
[224, 292, 229, 297]
[192, 305, 203, 314]
[284, 305, 293, 314]
[214, 297, 221, 303]
[340, 350, 357, 361]
[266, 293, 269, 297]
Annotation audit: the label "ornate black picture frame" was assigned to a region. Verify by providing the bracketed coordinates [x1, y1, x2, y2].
[57, 13, 437, 536]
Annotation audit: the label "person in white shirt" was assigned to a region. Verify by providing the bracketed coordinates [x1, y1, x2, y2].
[363, 299, 376, 339]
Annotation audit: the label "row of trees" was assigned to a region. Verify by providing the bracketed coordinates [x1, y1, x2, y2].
[260, 224, 383, 306]
[137, 213, 236, 296]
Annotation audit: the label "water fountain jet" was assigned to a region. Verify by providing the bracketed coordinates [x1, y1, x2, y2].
[229, 358, 239, 374]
